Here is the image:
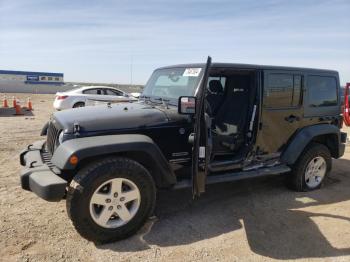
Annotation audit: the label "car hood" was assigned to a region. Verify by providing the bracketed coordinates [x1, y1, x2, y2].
[53, 102, 170, 133]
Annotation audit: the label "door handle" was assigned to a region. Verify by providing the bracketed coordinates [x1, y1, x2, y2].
[285, 115, 299, 123]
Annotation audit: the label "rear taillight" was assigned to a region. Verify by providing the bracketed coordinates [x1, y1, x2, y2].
[343, 83, 350, 126]
[57, 95, 68, 100]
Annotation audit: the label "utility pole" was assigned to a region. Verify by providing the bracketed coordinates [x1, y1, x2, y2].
[130, 55, 133, 87]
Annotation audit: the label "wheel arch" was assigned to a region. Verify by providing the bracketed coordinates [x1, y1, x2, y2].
[310, 133, 339, 158]
[281, 124, 342, 165]
[73, 101, 85, 107]
[51, 134, 176, 188]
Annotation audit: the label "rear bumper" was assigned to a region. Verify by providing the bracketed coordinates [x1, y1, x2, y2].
[53, 99, 71, 110]
[53, 100, 64, 110]
[20, 140, 67, 202]
[339, 132, 347, 158]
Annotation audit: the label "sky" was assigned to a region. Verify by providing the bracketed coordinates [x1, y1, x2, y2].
[0, 0, 349, 85]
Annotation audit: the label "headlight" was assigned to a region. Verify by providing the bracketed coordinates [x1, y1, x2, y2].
[58, 131, 64, 144]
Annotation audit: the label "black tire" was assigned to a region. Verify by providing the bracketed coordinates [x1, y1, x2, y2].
[66, 157, 156, 243]
[288, 142, 332, 192]
[73, 102, 85, 108]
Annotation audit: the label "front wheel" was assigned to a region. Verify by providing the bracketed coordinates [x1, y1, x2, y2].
[66, 157, 156, 243]
[288, 143, 332, 191]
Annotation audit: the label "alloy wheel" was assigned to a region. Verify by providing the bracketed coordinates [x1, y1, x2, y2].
[89, 178, 141, 228]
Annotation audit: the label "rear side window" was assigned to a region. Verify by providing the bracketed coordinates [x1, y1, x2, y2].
[83, 89, 102, 95]
[308, 76, 337, 107]
[264, 73, 302, 108]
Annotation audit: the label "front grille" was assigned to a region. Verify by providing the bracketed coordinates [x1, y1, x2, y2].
[46, 121, 61, 155]
[41, 147, 56, 168]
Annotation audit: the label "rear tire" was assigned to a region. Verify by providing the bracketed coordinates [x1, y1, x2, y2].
[288, 143, 332, 192]
[73, 102, 85, 108]
[66, 157, 156, 243]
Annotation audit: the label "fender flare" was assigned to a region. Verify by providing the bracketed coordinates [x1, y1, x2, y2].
[280, 124, 341, 165]
[40, 121, 49, 136]
[51, 134, 176, 187]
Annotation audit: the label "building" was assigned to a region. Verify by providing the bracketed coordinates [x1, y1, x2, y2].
[0, 70, 67, 94]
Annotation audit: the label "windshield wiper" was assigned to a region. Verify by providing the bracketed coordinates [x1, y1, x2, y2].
[139, 95, 152, 104]
[140, 96, 176, 107]
[153, 97, 171, 108]
[153, 97, 170, 102]
[140, 95, 150, 100]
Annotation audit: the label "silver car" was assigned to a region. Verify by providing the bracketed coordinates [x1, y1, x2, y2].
[53, 86, 139, 110]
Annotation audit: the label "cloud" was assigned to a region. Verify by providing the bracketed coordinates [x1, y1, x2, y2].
[0, 0, 349, 84]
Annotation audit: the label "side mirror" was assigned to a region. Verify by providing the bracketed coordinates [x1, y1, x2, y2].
[178, 96, 196, 115]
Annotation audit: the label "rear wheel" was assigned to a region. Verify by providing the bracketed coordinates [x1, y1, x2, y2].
[288, 143, 331, 191]
[73, 102, 85, 108]
[66, 157, 156, 243]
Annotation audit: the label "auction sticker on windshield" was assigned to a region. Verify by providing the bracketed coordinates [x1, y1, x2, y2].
[183, 68, 201, 77]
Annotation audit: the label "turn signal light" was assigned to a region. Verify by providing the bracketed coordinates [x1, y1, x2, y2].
[69, 155, 78, 165]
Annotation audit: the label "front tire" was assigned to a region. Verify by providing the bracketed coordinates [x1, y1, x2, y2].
[288, 143, 332, 191]
[66, 157, 156, 243]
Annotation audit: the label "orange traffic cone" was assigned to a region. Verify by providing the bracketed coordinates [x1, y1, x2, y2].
[27, 97, 33, 111]
[14, 104, 24, 115]
[12, 96, 17, 108]
[3, 96, 8, 108]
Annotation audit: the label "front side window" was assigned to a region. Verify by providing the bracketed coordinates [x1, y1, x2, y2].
[308, 76, 337, 107]
[105, 89, 123, 96]
[142, 67, 203, 103]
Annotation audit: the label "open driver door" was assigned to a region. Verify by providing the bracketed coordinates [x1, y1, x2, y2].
[192, 56, 212, 197]
[343, 83, 350, 126]
[178, 57, 212, 197]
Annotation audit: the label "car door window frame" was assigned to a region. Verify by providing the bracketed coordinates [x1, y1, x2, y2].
[105, 89, 124, 96]
[83, 88, 98, 95]
[304, 73, 340, 117]
[263, 71, 304, 111]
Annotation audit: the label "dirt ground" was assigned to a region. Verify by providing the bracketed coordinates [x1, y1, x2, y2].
[1, 93, 350, 262]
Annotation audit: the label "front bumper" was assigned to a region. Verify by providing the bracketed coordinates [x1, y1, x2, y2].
[20, 140, 67, 202]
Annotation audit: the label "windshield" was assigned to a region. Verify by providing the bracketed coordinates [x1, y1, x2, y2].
[141, 67, 203, 104]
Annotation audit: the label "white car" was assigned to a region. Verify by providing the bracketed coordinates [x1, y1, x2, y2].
[53, 86, 138, 110]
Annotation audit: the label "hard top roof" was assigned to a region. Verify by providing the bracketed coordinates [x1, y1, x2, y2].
[157, 62, 338, 74]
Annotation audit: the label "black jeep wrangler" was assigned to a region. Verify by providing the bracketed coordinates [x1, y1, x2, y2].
[20, 57, 347, 243]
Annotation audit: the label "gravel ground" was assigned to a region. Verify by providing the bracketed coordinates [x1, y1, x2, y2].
[1, 93, 350, 262]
